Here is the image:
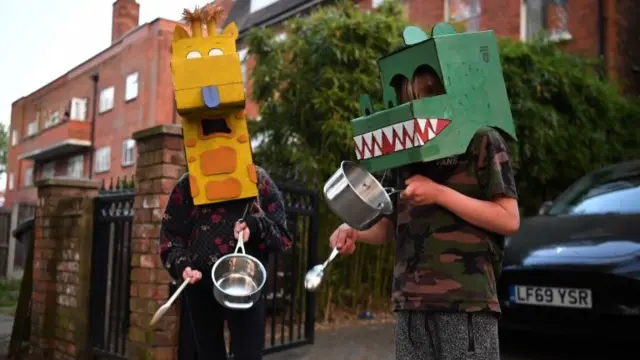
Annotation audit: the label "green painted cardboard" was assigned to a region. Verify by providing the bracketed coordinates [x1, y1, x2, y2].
[351, 23, 517, 174]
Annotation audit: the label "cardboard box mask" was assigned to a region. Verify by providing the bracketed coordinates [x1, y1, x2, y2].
[351, 23, 517, 174]
[171, 4, 258, 205]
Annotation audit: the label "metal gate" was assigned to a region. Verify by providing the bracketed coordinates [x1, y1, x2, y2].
[88, 179, 135, 359]
[261, 175, 319, 354]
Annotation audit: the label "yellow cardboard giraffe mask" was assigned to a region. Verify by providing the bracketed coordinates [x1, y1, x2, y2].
[171, 4, 258, 206]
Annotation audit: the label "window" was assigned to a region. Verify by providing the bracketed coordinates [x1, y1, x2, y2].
[41, 161, 56, 179]
[27, 120, 38, 136]
[521, 0, 570, 42]
[8, 173, 14, 190]
[11, 129, 18, 146]
[548, 172, 640, 216]
[95, 146, 111, 173]
[372, 0, 384, 8]
[125, 72, 139, 101]
[99, 86, 115, 113]
[44, 111, 60, 128]
[24, 168, 33, 187]
[121, 139, 136, 166]
[444, 0, 482, 32]
[250, 0, 279, 13]
[238, 48, 249, 85]
[67, 155, 84, 178]
[70, 97, 88, 121]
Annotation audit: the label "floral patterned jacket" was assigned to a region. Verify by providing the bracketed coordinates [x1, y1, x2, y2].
[159, 166, 293, 280]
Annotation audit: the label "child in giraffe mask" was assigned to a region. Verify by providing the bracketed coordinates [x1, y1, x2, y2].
[159, 4, 292, 359]
[329, 24, 519, 360]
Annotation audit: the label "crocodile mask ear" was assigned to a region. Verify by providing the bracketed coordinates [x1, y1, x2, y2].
[402, 26, 429, 45]
[431, 22, 457, 37]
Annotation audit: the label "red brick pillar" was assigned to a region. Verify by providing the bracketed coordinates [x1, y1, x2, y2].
[29, 178, 100, 360]
[128, 125, 186, 360]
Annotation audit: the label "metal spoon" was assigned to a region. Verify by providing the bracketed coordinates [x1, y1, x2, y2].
[149, 278, 190, 326]
[304, 247, 340, 292]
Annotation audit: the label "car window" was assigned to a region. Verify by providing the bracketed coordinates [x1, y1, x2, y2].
[549, 179, 640, 216]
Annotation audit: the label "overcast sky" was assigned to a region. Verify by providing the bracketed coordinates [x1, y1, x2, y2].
[0, 0, 220, 129]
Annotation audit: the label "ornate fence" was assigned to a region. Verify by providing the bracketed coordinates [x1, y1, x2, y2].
[88, 178, 135, 359]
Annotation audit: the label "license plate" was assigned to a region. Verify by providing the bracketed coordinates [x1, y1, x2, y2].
[509, 285, 592, 309]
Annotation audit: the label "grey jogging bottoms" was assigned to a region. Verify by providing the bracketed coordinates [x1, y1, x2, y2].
[395, 311, 500, 360]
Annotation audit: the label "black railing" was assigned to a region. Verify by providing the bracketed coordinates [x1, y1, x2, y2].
[88, 177, 135, 360]
[262, 173, 319, 354]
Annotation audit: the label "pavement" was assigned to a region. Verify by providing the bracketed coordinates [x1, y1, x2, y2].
[0, 314, 633, 360]
[264, 322, 634, 360]
[0, 314, 13, 360]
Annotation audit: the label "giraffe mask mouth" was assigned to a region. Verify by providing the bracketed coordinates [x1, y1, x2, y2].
[201, 118, 231, 136]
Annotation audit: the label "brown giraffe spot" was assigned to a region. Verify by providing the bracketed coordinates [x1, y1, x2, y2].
[188, 156, 196, 163]
[184, 138, 197, 147]
[247, 164, 257, 184]
[189, 175, 200, 197]
[205, 178, 242, 201]
[200, 147, 237, 175]
[237, 134, 249, 143]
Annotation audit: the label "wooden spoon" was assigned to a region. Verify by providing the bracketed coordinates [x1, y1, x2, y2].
[149, 278, 190, 326]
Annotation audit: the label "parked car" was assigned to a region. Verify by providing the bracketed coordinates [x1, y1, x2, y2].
[499, 159, 640, 340]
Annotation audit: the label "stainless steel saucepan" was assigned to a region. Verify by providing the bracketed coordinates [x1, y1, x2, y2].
[211, 232, 267, 310]
[323, 161, 402, 231]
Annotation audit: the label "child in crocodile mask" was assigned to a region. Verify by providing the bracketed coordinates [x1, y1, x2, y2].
[330, 24, 520, 360]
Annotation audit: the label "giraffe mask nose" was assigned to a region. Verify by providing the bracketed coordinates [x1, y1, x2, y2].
[202, 86, 220, 108]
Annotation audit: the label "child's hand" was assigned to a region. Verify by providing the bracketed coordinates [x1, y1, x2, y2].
[401, 175, 444, 205]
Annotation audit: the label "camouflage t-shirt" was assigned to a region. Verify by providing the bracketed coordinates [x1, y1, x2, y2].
[389, 127, 518, 313]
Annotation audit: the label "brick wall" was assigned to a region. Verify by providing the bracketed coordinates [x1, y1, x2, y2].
[29, 178, 100, 360]
[127, 124, 186, 360]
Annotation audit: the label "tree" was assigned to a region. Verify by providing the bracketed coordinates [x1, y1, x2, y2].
[499, 37, 640, 214]
[0, 123, 8, 174]
[246, 0, 408, 178]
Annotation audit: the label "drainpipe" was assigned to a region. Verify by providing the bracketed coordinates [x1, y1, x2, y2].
[598, 0, 606, 61]
[89, 73, 99, 179]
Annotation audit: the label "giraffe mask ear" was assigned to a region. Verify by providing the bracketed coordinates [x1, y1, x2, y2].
[222, 22, 239, 40]
[174, 25, 190, 41]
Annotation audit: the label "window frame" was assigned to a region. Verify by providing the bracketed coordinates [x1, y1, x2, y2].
[95, 146, 111, 174]
[121, 139, 136, 167]
[11, 129, 18, 146]
[8, 173, 14, 190]
[70, 97, 88, 121]
[24, 167, 33, 187]
[67, 154, 84, 178]
[99, 86, 115, 113]
[125, 72, 139, 102]
[41, 161, 56, 179]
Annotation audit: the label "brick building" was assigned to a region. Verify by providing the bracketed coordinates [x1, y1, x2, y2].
[5, 0, 637, 208]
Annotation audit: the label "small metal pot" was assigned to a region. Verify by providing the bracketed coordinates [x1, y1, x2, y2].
[211, 233, 267, 310]
[323, 161, 398, 231]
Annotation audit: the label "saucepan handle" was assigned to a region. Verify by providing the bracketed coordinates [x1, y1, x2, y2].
[384, 187, 404, 196]
[234, 231, 245, 254]
[224, 300, 254, 310]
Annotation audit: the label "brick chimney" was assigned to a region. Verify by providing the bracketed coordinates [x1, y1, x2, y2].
[112, 0, 140, 43]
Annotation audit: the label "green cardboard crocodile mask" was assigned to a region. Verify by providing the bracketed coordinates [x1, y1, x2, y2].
[351, 22, 517, 173]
